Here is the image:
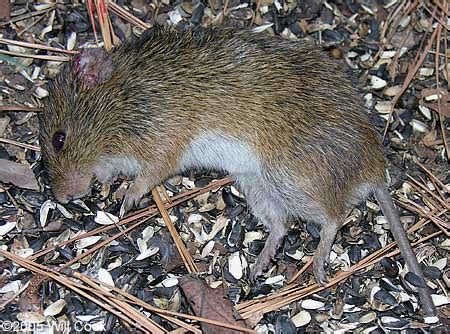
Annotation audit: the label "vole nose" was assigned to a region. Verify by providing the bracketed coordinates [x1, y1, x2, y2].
[53, 191, 70, 204]
[52, 170, 93, 204]
[54, 188, 86, 204]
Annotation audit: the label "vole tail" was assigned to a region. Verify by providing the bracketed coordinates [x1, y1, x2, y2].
[374, 186, 436, 317]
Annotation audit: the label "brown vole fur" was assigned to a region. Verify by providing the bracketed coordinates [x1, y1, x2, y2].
[39, 26, 436, 317]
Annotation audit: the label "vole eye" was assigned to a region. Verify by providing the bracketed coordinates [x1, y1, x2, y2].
[52, 131, 66, 152]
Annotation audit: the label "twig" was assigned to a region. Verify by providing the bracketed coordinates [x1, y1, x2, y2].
[434, 21, 449, 161]
[0, 138, 40, 151]
[0, 105, 40, 112]
[373, 0, 411, 62]
[87, 0, 99, 45]
[250, 0, 262, 27]
[29, 177, 232, 261]
[408, 208, 447, 233]
[1, 247, 254, 333]
[0, 281, 29, 311]
[107, 1, 150, 30]
[78, 272, 255, 333]
[382, 23, 439, 139]
[414, 158, 449, 193]
[394, 198, 449, 236]
[160, 184, 172, 204]
[0, 38, 78, 54]
[433, 0, 449, 16]
[58, 217, 152, 270]
[73, 274, 166, 333]
[236, 230, 442, 318]
[73, 272, 198, 334]
[0, 250, 160, 333]
[0, 7, 54, 27]
[95, 0, 113, 50]
[444, 21, 449, 87]
[0, 49, 69, 61]
[219, 0, 230, 24]
[152, 186, 198, 273]
[286, 256, 313, 285]
[421, 1, 449, 30]
[4, 188, 20, 211]
[17, 11, 46, 37]
[405, 174, 449, 209]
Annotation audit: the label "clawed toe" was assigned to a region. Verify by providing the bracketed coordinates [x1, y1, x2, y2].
[249, 266, 263, 283]
[249, 254, 272, 283]
[120, 189, 144, 217]
[313, 257, 329, 286]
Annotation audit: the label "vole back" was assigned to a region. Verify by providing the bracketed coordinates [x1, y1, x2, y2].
[39, 26, 435, 317]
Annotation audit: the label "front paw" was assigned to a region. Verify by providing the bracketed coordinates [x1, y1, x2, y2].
[119, 183, 147, 217]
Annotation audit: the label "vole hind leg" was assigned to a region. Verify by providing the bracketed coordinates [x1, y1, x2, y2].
[251, 221, 289, 282]
[242, 183, 289, 282]
[313, 219, 340, 285]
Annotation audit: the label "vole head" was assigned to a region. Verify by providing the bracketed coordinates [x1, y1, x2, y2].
[39, 48, 125, 203]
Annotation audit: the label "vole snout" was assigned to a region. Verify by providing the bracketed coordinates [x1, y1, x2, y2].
[51, 169, 92, 203]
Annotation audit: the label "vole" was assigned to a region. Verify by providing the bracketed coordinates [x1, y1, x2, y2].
[38, 26, 436, 317]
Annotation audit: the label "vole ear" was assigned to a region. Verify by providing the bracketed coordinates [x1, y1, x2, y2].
[72, 48, 114, 87]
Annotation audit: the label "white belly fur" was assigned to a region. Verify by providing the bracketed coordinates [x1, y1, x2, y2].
[179, 132, 262, 176]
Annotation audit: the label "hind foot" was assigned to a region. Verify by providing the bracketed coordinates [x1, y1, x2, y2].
[313, 255, 330, 286]
[249, 224, 288, 282]
[250, 254, 270, 283]
[312, 221, 339, 286]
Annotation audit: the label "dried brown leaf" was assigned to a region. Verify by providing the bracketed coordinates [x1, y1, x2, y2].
[420, 129, 438, 147]
[414, 144, 437, 161]
[0, 159, 39, 190]
[420, 94, 450, 117]
[178, 277, 250, 333]
[420, 87, 448, 100]
[0, 0, 10, 21]
[18, 274, 46, 313]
